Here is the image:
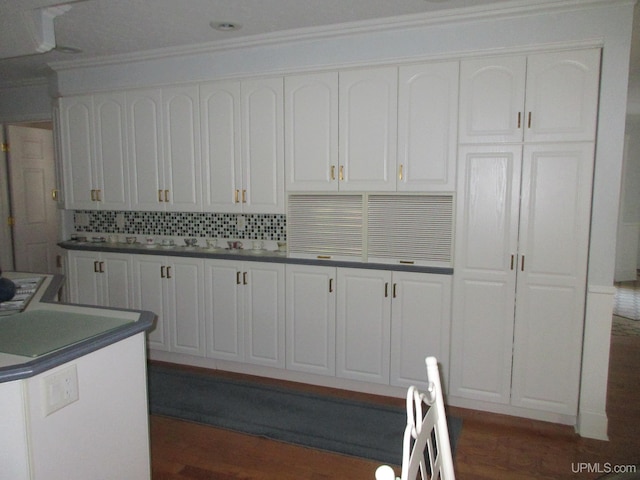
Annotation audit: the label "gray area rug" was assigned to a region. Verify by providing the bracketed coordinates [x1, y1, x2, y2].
[148, 364, 462, 465]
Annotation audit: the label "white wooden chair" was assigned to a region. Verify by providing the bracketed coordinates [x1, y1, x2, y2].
[375, 357, 455, 480]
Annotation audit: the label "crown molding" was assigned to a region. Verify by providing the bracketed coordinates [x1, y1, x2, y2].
[48, 0, 628, 73]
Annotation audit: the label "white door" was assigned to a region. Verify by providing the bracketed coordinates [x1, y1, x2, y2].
[339, 67, 398, 191]
[166, 257, 205, 356]
[200, 81, 242, 213]
[243, 262, 285, 368]
[133, 255, 168, 350]
[162, 85, 202, 212]
[285, 264, 336, 375]
[284, 72, 339, 191]
[397, 62, 459, 191]
[7, 125, 60, 274]
[241, 77, 285, 213]
[458, 56, 526, 144]
[524, 49, 601, 142]
[449, 145, 522, 404]
[336, 268, 391, 384]
[390, 272, 452, 390]
[59, 95, 96, 209]
[510, 143, 594, 415]
[204, 259, 244, 361]
[127, 89, 165, 211]
[93, 93, 130, 210]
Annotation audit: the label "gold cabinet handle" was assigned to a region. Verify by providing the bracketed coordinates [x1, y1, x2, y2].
[161, 266, 166, 278]
[339, 165, 344, 181]
[234, 189, 239, 204]
[236, 271, 242, 285]
[243, 271, 248, 285]
[242, 190, 247, 204]
[392, 283, 397, 298]
[521, 255, 525, 271]
[94, 260, 100, 273]
[96, 189, 102, 202]
[51, 189, 58, 201]
[517, 112, 522, 129]
[158, 189, 164, 202]
[384, 282, 389, 298]
[164, 190, 169, 203]
[527, 112, 532, 129]
[166, 266, 172, 279]
[99, 261, 105, 273]
[510, 254, 515, 270]
[90, 189, 96, 201]
[329, 278, 334, 293]
[398, 164, 403, 181]
[330, 165, 336, 180]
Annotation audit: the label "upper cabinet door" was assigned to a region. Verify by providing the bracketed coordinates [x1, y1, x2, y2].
[524, 49, 600, 142]
[162, 85, 202, 212]
[459, 56, 527, 144]
[200, 81, 243, 213]
[60, 95, 96, 209]
[284, 72, 339, 191]
[397, 62, 459, 191]
[339, 67, 398, 191]
[93, 93, 130, 210]
[127, 88, 165, 211]
[241, 77, 285, 213]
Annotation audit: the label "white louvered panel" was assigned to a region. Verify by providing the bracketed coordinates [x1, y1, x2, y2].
[367, 195, 453, 266]
[287, 195, 364, 259]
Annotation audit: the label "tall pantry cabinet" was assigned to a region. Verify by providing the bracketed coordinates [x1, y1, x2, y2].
[450, 48, 600, 417]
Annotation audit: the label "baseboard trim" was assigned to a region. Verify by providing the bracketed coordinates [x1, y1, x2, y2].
[577, 409, 609, 440]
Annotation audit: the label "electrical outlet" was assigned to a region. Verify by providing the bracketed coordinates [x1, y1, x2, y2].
[237, 215, 246, 231]
[43, 365, 79, 416]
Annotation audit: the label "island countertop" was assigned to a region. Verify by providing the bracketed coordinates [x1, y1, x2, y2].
[0, 272, 155, 383]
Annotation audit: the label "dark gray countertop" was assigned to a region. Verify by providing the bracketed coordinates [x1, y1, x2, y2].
[0, 273, 155, 383]
[59, 241, 453, 275]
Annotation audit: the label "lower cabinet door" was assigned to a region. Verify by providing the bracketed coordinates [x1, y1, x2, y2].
[243, 262, 285, 368]
[336, 268, 391, 384]
[204, 259, 244, 361]
[285, 264, 336, 376]
[133, 255, 168, 351]
[390, 271, 452, 390]
[167, 257, 205, 356]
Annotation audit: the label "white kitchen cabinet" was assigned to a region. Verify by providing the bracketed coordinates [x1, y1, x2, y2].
[204, 259, 285, 368]
[67, 250, 134, 309]
[60, 94, 129, 210]
[336, 268, 391, 384]
[162, 85, 202, 212]
[389, 271, 452, 390]
[200, 81, 242, 213]
[132, 255, 205, 356]
[285, 264, 336, 376]
[127, 88, 165, 211]
[397, 62, 458, 191]
[459, 49, 600, 144]
[339, 67, 398, 191]
[285, 72, 339, 191]
[450, 142, 594, 415]
[200, 78, 284, 213]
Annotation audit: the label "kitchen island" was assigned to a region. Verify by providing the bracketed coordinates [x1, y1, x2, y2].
[0, 272, 155, 480]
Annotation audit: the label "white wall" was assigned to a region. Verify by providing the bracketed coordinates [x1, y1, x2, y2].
[0, 82, 53, 123]
[17, 0, 639, 439]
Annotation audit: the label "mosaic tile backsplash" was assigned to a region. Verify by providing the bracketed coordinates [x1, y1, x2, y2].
[73, 211, 287, 241]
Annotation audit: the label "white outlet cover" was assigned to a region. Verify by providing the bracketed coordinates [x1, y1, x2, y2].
[42, 364, 79, 416]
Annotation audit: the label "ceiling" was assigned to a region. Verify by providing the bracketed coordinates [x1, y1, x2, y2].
[0, 0, 638, 92]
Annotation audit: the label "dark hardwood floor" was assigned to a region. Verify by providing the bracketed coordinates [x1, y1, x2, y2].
[150, 334, 640, 480]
